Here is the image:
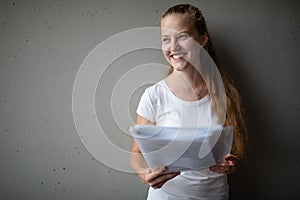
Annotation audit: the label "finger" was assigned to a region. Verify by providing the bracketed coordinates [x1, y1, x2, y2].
[149, 172, 180, 188]
[210, 163, 230, 169]
[221, 163, 236, 172]
[151, 181, 166, 189]
[150, 172, 180, 188]
[209, 165, 226, 174]
[145, 167, 166, 182]
[210, 164, 236, 174]
[225, 154, 239, 162]
[225, 155, 240, 168]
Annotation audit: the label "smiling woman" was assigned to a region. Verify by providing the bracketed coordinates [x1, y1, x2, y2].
[130, 3, 248, 200]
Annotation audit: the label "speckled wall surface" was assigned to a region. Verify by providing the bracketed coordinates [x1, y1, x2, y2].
[0, 0, 299, 200]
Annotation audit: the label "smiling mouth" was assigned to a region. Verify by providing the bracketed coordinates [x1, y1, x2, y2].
[171, 53, 187, 60]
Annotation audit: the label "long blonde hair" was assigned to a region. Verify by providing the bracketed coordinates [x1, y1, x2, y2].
[160, 4, 248, 157]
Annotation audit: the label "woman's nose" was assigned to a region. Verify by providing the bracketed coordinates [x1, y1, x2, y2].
[170, 39, 181, 51]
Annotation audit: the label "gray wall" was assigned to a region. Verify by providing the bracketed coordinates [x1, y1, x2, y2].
[1, 0, 299, 199]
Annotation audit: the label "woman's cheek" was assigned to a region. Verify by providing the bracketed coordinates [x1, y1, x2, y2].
[162, 50, 171, 62]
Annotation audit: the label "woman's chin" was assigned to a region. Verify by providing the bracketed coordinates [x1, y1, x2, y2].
[171, 63, 190, 72]
[170, 61, 187, 70]
[173, 67, 188, 72]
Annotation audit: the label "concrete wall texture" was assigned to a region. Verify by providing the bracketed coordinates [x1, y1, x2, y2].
[1, 0, 299, 199]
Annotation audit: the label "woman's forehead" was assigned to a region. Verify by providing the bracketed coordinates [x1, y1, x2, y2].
[160, 14, 196, 35]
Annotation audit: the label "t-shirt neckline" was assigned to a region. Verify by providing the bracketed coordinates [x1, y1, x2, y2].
[160, 79, 209, 106]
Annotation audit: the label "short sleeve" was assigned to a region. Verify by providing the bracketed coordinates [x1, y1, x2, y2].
[136, 88, 155, 123]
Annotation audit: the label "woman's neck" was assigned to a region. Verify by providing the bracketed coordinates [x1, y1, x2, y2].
[170, 67, 203, 89]
[166, 67, 207, 101]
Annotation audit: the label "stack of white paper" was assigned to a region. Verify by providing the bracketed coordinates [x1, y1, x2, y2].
[130, 125, 233, 172]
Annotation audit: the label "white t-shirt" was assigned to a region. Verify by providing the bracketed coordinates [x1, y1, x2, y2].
[136, 80, 228, 200]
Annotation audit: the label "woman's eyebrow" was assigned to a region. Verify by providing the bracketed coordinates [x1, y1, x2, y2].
[161, 31, 191, 37]
[179, 31, 191, 35]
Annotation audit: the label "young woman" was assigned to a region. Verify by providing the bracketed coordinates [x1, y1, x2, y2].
[130, 4, 247, 200]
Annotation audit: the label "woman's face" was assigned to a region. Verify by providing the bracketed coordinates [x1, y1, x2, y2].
[160, 14, 203, 72]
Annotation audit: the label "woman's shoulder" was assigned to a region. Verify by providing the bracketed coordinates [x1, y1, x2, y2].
[144, 79, 167, 95]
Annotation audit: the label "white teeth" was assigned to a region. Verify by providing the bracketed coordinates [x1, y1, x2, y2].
[172, 54, 185, 59]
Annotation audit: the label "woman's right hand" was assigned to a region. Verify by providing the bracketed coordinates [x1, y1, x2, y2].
[139, 167, 180, 189]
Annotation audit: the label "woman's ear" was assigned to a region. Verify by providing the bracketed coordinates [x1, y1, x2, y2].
[200, 32, 209, 47]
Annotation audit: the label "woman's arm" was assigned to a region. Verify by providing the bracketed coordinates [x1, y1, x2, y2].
[130, 114, 180, 189]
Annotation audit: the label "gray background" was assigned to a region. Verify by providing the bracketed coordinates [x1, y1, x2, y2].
[1, 0, 299, 199]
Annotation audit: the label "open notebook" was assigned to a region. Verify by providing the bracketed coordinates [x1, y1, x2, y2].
[130, 125, 233, 173]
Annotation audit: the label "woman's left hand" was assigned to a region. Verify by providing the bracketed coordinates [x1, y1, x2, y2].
[209, 154, 240, 174]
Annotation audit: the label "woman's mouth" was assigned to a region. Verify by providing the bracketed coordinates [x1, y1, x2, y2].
[171, 53, 187, 60]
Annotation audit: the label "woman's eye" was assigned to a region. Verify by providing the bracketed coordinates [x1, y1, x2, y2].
[162, 37, 170, 43]
[178, 34, 188, 40]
